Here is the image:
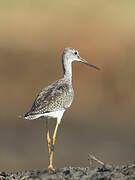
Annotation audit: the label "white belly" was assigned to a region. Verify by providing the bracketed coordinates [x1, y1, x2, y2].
[27, 110, 65, 124]
[43, 110, 65, 123]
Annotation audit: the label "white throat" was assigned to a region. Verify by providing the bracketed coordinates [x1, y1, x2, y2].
[62, 58, 73, 79]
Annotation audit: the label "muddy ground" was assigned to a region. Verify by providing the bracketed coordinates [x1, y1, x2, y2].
[0, 163, 135, 180]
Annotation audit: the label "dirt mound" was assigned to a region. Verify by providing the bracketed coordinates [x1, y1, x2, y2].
[0, 163, 135, 180]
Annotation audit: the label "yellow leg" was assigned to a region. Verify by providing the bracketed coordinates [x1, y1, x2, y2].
[52, 122, 59, 145]
[45, 120, 51, 163]
[48, 122, 59, 170]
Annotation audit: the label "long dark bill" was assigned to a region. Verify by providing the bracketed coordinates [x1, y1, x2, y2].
[79, 57, 100, 70]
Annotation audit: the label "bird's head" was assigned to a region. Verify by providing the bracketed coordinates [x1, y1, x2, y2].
[62, 48, 100, 70]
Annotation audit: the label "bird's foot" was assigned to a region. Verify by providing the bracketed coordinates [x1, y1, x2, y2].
[48, 165, 55, 172]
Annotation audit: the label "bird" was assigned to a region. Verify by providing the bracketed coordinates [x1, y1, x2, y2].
[20, 48, 100, 170]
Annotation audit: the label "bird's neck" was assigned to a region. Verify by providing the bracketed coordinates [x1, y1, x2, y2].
[62, 59, 72, 82]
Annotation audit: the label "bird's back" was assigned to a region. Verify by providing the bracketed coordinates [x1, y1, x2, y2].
[24, 77, 74, 120]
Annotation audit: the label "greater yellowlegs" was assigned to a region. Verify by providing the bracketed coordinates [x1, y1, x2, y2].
[21, 48, 100, 170]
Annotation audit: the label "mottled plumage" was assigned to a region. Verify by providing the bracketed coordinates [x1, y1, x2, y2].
[24, 77, 74, 120]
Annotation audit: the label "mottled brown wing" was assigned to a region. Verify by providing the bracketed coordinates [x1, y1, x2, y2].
[26, 82, 73, 116]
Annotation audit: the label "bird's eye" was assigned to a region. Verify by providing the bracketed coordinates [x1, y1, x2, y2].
[74, 51, 77, 55]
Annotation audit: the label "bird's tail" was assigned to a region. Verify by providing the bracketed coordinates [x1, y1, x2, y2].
[18, 113, 26, 119]
[19, 112, 39, 120]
